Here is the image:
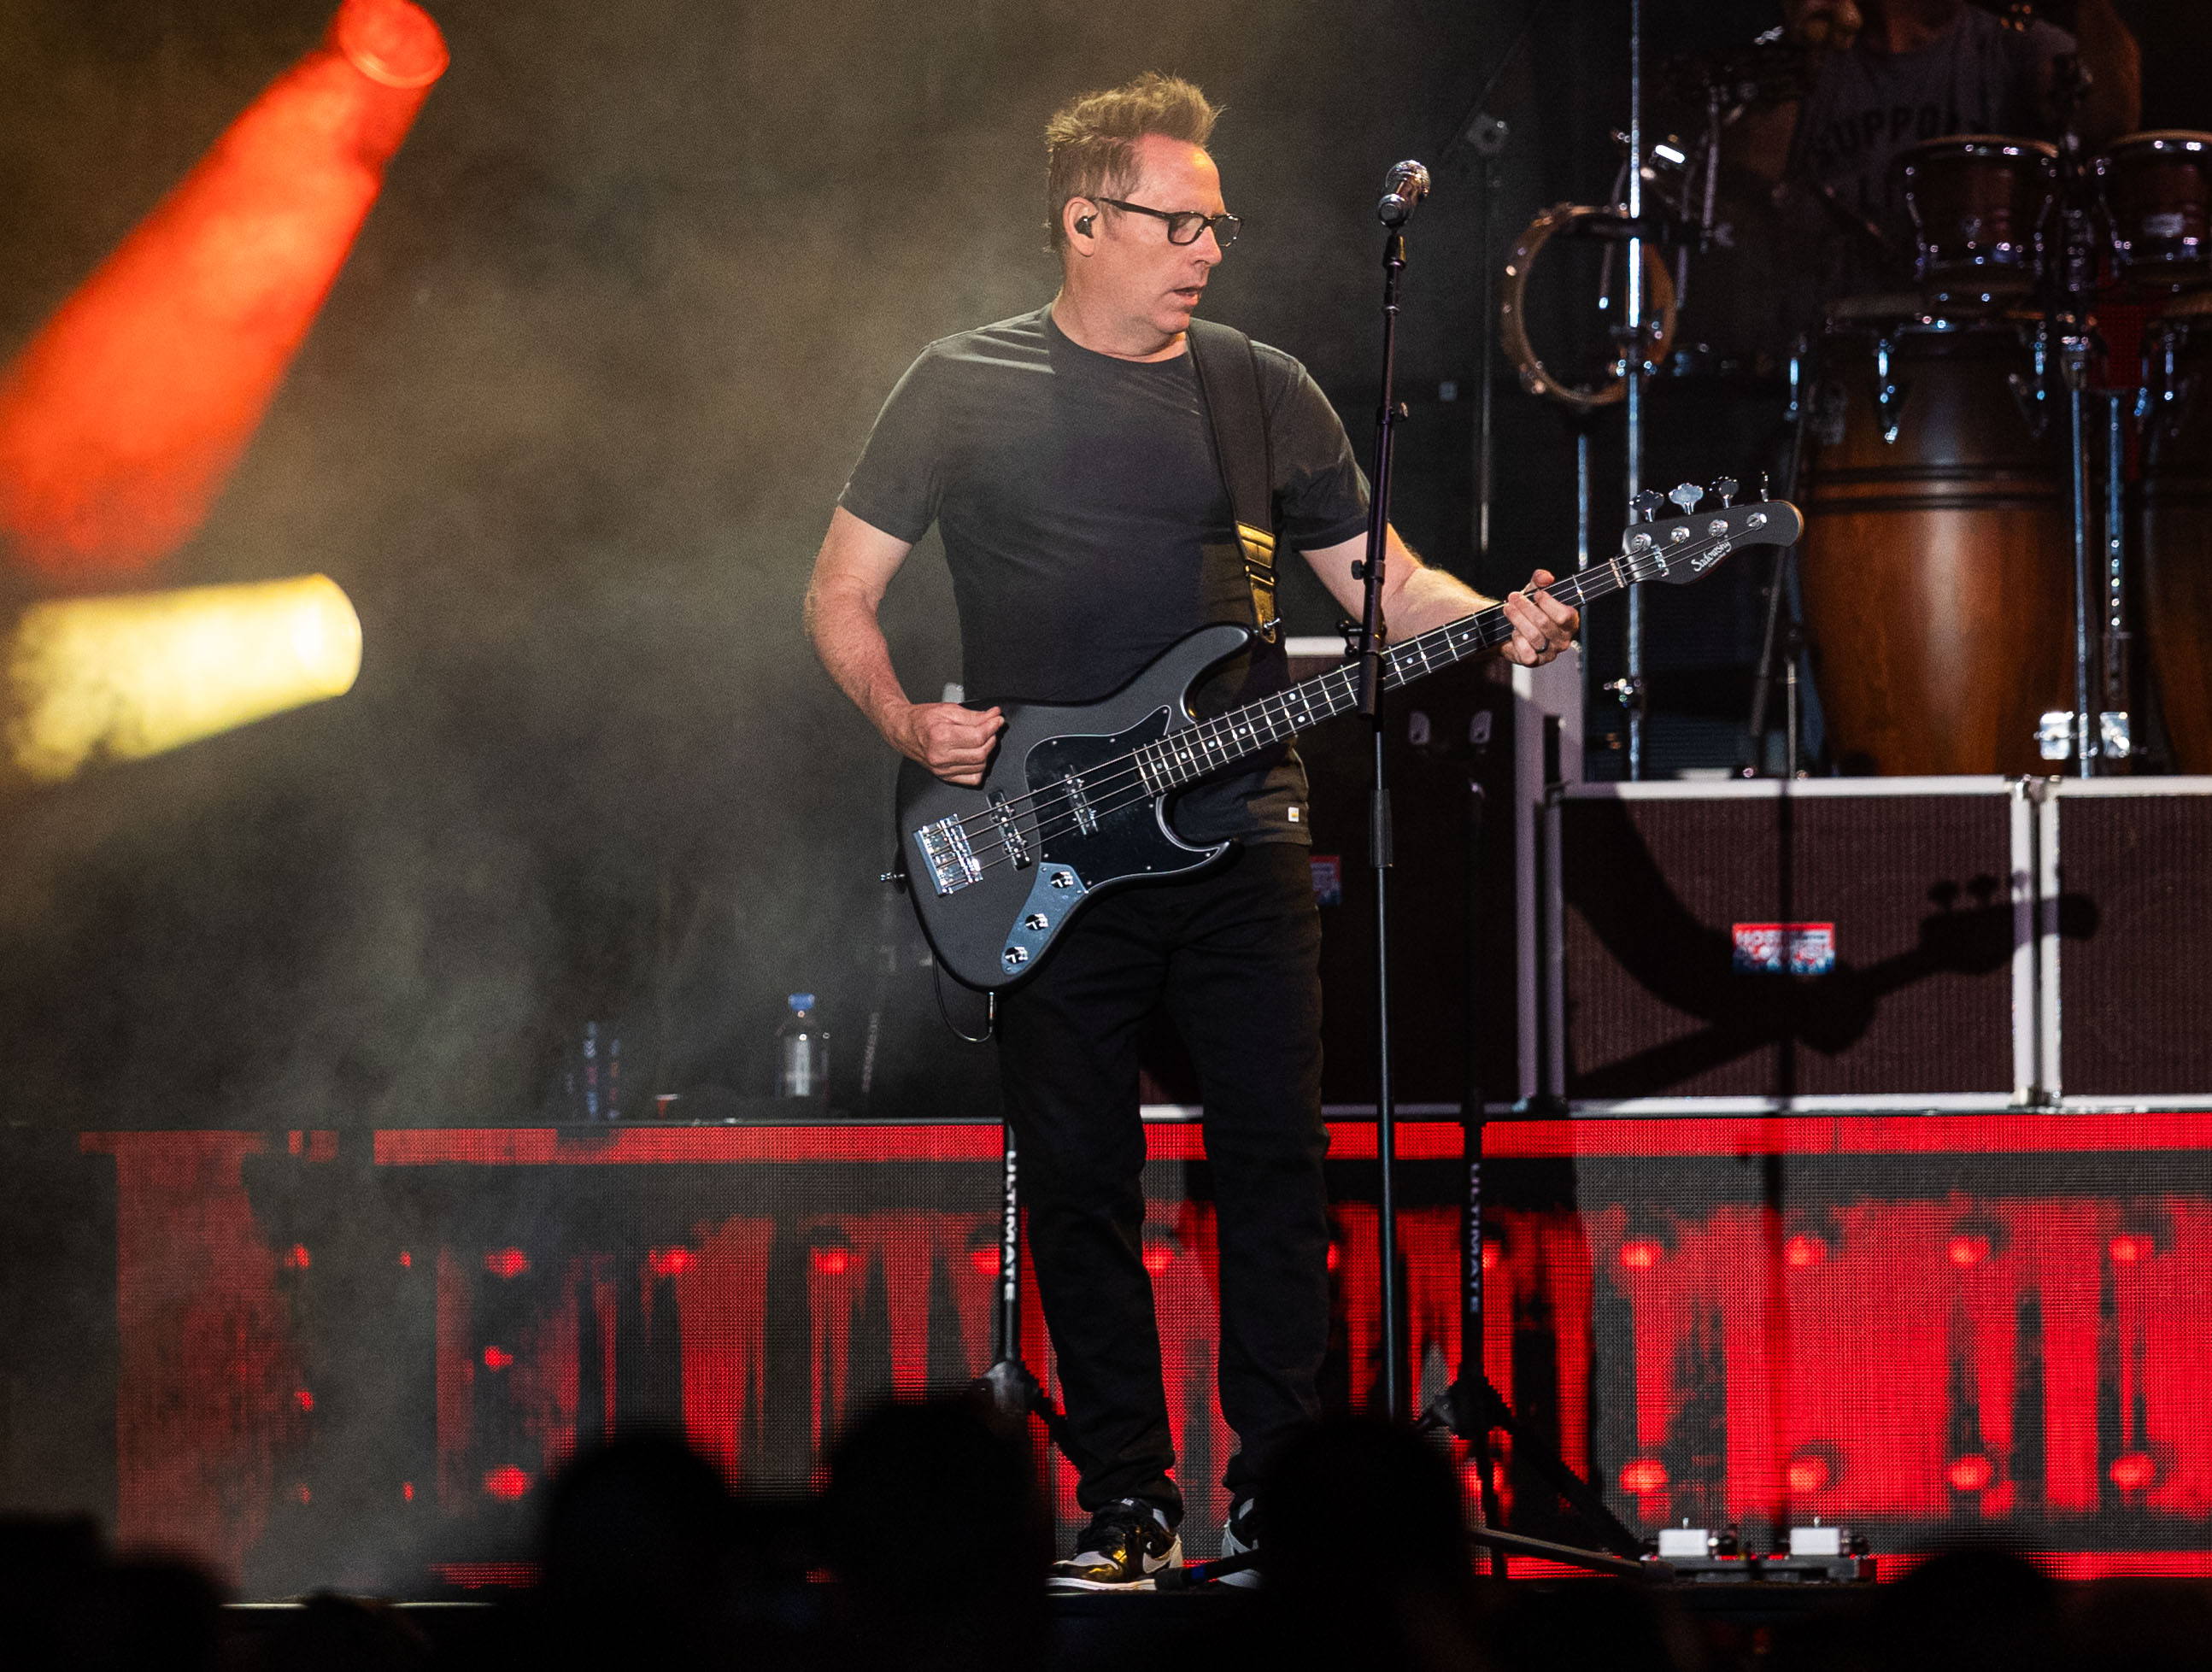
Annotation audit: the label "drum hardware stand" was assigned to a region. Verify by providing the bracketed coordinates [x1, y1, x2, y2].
[2138, 330, 2198, 472]
[1621, 0, 1650, 780]
[2100, 393, 2132, 766]
[1435, 2, 1538, 566]
[1472, 113, 1510, 562]
[2045, 54, 2111, 781]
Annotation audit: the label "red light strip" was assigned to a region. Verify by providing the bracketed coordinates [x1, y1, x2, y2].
[1482, 1112, 2212, 1159]
[372, 1126, 1005, 1166]
[1870, 1552, 2212, 1582]
[85, 1112, 2212, 1175]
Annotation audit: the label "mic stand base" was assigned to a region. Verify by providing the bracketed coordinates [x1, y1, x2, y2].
[1417, 1370, 1647, 1567]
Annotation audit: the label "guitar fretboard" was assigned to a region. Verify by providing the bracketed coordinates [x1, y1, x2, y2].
[1132, 559, 1627, 792]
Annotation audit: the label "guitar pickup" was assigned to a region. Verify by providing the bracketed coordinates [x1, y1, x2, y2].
[989, 790, 1031, 870]
[915, 815, 981, 896]
[1063, 772, 1098, 836]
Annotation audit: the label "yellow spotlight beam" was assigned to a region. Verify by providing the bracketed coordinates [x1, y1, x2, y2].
[5, 574, 361, 783]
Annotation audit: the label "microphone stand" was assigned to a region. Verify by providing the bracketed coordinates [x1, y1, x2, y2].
[1359, 166, 1417, 1422]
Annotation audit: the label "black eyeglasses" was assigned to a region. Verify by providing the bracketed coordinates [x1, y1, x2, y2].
[1094, 197, 1241, 249]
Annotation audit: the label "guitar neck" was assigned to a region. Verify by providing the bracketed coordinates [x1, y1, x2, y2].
[1138, 559, 1628, 791]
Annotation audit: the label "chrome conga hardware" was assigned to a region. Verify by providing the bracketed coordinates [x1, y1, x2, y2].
[2094, 131, 2212, 291]
[1897, 136, 2057, 307]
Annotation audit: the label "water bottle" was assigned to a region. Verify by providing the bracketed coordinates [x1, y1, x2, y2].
[776, 994, 828, 1098]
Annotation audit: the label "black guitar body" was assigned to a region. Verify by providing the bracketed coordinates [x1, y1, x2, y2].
[895, 623, 1250, 991]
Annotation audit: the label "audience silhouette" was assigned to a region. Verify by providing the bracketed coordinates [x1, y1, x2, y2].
[7, 1405, 2210, 1671]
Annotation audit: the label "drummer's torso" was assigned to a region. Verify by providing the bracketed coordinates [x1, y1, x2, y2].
[1788, 9, 2070, 235]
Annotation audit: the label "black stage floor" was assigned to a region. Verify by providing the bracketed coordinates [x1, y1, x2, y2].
[212, 1579, 1883, 1672]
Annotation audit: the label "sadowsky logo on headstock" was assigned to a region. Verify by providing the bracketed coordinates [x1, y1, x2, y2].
[1733, 922, 1836, 976]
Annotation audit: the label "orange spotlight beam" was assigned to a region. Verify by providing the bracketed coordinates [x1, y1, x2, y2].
[0, 0, 448, 583]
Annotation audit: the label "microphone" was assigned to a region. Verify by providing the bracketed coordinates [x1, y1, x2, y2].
[1377, 160, 1431, 226]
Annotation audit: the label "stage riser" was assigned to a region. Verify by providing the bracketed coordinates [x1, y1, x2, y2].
[14, 1118, 2212, 1596]
[1547, 780, 2212, 1108]
[2045, 783, 2212, 1100]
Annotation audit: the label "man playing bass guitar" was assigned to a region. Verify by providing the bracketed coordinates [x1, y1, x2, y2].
[805, 72, 1577, 1591]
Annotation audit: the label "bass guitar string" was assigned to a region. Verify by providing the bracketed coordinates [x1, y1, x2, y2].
[938, 525, 1771, 881]
[941, 554, 1627, 851]
[970, 605, 1563, 869]
[943, 556, 1653, 878]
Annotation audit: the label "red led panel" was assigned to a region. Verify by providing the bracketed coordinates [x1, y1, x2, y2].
[68, 1112, 2212, 1593]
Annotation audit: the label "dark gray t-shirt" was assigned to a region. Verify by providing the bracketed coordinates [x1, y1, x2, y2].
[1787, 8, 2072, 293]
[839, 305, 1370, 846]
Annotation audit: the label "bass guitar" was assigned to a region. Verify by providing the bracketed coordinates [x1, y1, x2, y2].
[894, 492, 1802, 991]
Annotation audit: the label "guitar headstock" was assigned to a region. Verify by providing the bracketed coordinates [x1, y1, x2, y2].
[1620, 494, 1803, 586]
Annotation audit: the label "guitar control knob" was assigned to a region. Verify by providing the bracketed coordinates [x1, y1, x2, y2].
[1024, 913, 1047, 931]
[1669, 483, 1702, 516]
[1710, 476, 1740, 507]
[1630, 490, 1665, 523]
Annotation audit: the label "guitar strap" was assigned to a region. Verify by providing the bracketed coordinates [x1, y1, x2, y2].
[1185, 319, 1280, 644]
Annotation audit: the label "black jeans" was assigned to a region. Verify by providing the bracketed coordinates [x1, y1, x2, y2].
[996, 842, 1329, 1521]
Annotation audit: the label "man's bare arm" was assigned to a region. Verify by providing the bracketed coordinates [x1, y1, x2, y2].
[1300, 525, 1578, 664]
[803, 506, 1005, 785]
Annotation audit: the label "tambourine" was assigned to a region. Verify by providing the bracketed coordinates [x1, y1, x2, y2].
[1499, 203, 1678, 415]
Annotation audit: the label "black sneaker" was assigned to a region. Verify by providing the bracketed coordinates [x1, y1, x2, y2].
[1047, 1499, 1182, 1593]
[1217, 1493, 1260, 1588]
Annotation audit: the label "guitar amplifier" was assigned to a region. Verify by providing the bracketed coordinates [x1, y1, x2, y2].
[2042, 779, 2212, 1103]
[1544, 779, 2036, 1108]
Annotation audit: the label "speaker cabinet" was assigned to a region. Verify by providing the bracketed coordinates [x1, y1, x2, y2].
[2047, 779, 2212, 1102]
[1292, 654, 1521, 1112]
[1551, 780, 2033, 1107]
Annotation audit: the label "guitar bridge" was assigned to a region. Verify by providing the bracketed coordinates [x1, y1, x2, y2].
[989, 790, 1031, 870]
[1063, 772, 1098, 836]
[915, 815, 981, 896]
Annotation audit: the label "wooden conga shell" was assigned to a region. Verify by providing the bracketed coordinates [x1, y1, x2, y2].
[1799, 320, 2073, 775]
[2141, 308, 2212, 773]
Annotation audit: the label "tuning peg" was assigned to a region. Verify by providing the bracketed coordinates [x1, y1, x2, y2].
[1710, 476, 1739, 507]
[1669, 483, 1702, 516]
[1754, 471, 1770, 503]
[1630, 489, 1665, 523]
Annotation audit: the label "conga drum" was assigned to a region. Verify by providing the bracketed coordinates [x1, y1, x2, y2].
[1897, 137, 2057, 305]
[1798, 305, 2073, 774]
[2095, 131, 2212, 291]
[2140, 292, 2212, 773]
